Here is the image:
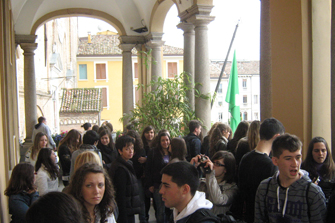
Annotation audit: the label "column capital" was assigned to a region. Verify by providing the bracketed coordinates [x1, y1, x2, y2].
[20, 43, 38, 54]
[119, 35, 145, 45]
[15, 35, 37, 45]
[179, 4, 214, 22]
[145, 32, 165, 48]
[177, 22, 195, 33]
[188, 14, 215, 27]
[119, 43, 135, 52]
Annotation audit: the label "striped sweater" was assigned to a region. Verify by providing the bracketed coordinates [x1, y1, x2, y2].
[254, 171, 326, 223]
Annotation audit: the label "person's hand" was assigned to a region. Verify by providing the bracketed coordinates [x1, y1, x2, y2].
[149, 186, 154, 193]
[190, 155, 202, 167]
[202, 158, 214, 170]
[102, 160, 106, 164]
[138, 156, 147, 164]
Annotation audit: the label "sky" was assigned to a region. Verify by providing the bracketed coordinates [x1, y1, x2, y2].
[78, 0, 260, 61]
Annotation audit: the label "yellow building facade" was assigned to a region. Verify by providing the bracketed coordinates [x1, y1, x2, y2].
[77, 34, 184, 131]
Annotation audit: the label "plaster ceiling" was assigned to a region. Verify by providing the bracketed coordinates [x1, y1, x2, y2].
[10, 0, 194, 36]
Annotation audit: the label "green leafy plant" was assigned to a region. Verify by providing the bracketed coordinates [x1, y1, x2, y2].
[121, 72, 208, 137]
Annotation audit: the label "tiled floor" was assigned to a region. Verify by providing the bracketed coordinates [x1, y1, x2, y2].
[135, 202, 157, 223]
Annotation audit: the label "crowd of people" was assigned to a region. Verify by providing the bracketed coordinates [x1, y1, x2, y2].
[4, 116, 335, 223]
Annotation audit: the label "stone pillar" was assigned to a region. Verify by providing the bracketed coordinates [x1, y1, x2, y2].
[311, 0, 331, 145]
[189, 16, 214, 135]
[177, 22, 195, 110]
[331, 0, 335, 158]
[119, 43, 135, 128]
[20, 42, 38, 143]
[260, 0, 272, 121]
[147, 33, 165, 90]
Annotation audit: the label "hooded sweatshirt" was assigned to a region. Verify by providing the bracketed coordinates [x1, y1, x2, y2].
[254, 170, 326, 223]
[172, 191, 213, 223]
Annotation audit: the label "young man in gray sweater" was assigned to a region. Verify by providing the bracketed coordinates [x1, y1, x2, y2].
[254, 134, 326, 223]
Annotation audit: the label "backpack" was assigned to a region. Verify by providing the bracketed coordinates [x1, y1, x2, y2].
[185, 208, 243, 223]
[263, 177, 311, 221]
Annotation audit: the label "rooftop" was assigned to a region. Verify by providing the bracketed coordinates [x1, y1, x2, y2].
[77, 34, 184, 56]
[60, 88, 102, 113]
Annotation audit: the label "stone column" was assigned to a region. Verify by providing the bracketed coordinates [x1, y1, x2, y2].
[331, 0, 335, 158]
[177, 22, 195, 110]
[312, 0, 331, 145]
[260, 0, 272, 121]
[119, 44, 135, 128]
[189, 16, 214, 135]
[20, 42, 38, 143]
[147, 33, 165, 90]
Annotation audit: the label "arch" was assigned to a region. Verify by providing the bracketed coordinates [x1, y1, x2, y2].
[150, 0, 176, 33]
[30, 8, 126, 35]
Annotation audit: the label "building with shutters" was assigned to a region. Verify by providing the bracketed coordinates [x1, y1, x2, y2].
[76, 31, 184, 130]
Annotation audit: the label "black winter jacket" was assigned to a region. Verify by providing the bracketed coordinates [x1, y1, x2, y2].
[109, 156, 141, 222]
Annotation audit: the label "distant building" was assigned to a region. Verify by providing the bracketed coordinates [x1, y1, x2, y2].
[16, 18, 78, 139]
[76, 32, 260, 131]
[210, 60, 260, 124]
[76, 32, 184, 130]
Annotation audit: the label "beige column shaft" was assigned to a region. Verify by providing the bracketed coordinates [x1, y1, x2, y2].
[178, 22, 195, 110]
[312, 0, 331, 144]
[192, 18, 214, 135]
[119, 44, 135, 128]
[331, 0, 335, 157]
[147, 33, 164, 91]
[260, 0, 272, 121]
[20, 43, 38, 143]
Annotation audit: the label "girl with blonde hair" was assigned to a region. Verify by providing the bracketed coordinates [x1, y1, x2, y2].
[74, 151, 102, 172]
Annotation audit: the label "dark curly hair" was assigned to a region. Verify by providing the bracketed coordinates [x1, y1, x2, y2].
[126, 130, 144, 154]
[67, 163, 116, 223]
[35, 148, 59, 180]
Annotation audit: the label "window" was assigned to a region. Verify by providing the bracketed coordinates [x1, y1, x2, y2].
[254, 95, 258, 104]
[168, 62, 177, 78]
[243, 112, 248, 120]
[218, 83, 222, 94]
[217, 96, 223, 107]
[134, 63, 138, 79]
[79, 64, 87, 80]
[95, 87, 108, 108]
[101, 87, 108, 108]
[134, 85, 140, 105]
[254, 112, 259, 120]
[96, 63, 106, 80]
[218, 112, 223, 122]
[242, 79, 247, 89]
[243, 95, 247, 104]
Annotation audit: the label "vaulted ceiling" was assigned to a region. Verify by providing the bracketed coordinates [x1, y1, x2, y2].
[11, 0, 197, 36]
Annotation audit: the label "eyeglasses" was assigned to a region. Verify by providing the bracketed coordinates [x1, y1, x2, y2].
[213, 162, 225, 167]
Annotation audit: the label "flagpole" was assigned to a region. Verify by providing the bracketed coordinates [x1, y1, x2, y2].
[211, 20, 240, 109]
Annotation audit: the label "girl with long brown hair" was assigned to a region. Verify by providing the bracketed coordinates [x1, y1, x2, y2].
[58, 129, 82, 186]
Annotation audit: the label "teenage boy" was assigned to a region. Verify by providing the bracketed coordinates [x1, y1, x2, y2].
[159, 162, 217, 223]
[184, 120, 202, 161]
[238, 118, 284, 222]
[254, 134, 326, 222]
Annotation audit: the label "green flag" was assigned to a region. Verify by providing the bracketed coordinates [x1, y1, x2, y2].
[225, 50, 240, 133]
